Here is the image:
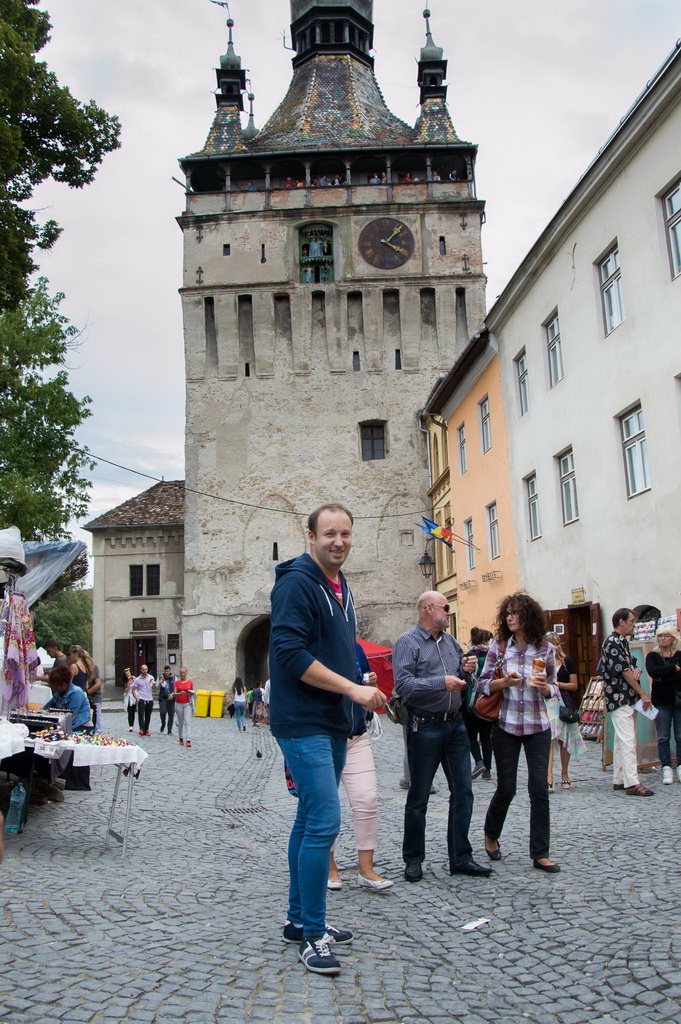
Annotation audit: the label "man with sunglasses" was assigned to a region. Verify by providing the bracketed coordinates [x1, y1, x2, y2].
[393, 592, 493, 882]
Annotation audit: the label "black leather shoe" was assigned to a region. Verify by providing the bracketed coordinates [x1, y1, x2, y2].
[484, 836, 502, 861]
[449, 858, 493, 877]
[404, 859, 423, 882]
[532, 859, 561, 873]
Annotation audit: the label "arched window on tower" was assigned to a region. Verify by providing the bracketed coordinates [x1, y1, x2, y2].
[299, 223, 335, 284]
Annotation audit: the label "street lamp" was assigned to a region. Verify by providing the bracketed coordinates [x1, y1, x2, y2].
[418, 548, 435, 581]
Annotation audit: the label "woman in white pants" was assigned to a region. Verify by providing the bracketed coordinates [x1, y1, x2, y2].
[328, 645, 393, 891]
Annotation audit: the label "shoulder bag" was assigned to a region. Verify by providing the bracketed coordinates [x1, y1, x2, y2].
[473, 641, 506, 722]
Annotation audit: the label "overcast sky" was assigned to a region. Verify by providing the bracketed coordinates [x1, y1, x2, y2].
[33, 0, 680, 548]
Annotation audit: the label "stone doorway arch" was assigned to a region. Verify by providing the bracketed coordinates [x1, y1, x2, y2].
[237, 615, 270, 688]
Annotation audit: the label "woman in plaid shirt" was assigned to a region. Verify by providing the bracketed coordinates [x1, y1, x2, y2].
[476, 593, 561, 873]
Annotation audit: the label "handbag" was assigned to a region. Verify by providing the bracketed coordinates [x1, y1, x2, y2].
[385, 693, 409, 726]
[558, 703, 580, 724]
[473, 641, 506, 722]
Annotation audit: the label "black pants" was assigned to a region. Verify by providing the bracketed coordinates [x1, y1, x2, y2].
[484, 725, 551, 860]
[159, 698, 175, 734]
[137, 700, 153, 733]
[463, 709, 493, 769]
[127, 703, 137, 728]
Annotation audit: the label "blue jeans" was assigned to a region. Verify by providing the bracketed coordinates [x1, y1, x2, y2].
[235, 704, 246, 730]
[403, 712, 473, 866]
[655, 705, 681, 766]
[276, 734, 347, 938]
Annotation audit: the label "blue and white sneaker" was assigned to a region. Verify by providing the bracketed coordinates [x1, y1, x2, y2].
[282, 920, 353, 944]
[298, 935, 341, 975]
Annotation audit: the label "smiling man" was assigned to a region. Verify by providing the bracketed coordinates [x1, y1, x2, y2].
[269, 503, 386, 976]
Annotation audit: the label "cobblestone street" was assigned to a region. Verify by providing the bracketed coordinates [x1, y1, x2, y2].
[1, 709, 678, 1024]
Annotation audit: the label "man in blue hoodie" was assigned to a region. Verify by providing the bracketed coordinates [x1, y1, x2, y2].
[269, 503, 386, 976]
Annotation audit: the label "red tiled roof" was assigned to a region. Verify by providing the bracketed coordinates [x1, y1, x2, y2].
[84, 481, 185, 531]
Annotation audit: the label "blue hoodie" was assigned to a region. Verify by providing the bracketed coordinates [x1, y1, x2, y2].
[269, 552, 356, 738]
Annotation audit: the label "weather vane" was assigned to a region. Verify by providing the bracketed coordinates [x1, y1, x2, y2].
[209, 1, 231, 11]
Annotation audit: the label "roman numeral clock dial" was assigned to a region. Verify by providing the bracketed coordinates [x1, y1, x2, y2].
[358, 218, 415, 269]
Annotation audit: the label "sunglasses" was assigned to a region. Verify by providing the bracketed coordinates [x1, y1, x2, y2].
[430, 602, 450, 613]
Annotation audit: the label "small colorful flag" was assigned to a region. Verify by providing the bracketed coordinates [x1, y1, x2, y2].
[416, 516, 453, 548]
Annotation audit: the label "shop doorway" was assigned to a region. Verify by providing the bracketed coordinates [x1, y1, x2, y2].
[238, 616, 270, 688]
[546, 603, 602, 702]
[115, 636, 157, 681]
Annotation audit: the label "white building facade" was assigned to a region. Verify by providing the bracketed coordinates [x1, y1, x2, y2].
[486, 42, 681, 647]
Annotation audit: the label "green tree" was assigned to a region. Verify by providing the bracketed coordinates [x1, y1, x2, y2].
[33, 585, 92, 652]
[0, 276, 93, 539]
[0, 0, 120, 310]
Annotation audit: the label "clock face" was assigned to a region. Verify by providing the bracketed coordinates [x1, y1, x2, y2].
[358, 218, 415, 269]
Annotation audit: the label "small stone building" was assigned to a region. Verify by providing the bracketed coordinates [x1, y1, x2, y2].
[84, 481, 185, 688]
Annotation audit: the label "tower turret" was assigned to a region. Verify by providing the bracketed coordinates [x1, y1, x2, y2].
[417, 8, 447, 104]
[215, 18, 246, 109]
[290, 0, 374, 68]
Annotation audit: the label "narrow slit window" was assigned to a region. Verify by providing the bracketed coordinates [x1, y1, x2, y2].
[439, 236, 446, 255]
[395, 349, 402, 370]
[261, 244, 267, 264]
[223, 244, 231, 256]
[244, 363, 250, 377]
[353, 351, 361, 371]
[272, 542, 279, 561]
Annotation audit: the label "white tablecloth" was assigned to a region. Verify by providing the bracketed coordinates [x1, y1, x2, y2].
[31, 739, 148, 768]
[0, 719, 29, 760]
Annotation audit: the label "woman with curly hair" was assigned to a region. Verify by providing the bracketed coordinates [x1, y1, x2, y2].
[475, 592, 561, 873]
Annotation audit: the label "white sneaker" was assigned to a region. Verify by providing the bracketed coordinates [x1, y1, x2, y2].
[663, 766, 674, 784]
[677, 766, 681, 784]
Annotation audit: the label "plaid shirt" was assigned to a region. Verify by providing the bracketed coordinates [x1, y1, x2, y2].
[393, 623, 469, 714]
[476, 637, 557, 736]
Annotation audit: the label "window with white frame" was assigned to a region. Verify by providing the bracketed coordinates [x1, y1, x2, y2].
[664, 180, 681, 279]
[479, 395, 491, 453]
[526, 473, 541, 540]
[558, 448, 579, 525]
[515, 351, 529, 414]
[457, 423, 467, 474]
[620, 405, 650, 497]
[464, 517, 475, 571]
[487, 502, 500, 559]
[546, 313, 564, 387]
[599, 245, 625, 334]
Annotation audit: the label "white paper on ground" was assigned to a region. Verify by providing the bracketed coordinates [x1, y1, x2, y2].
[461, 917, 490, 931]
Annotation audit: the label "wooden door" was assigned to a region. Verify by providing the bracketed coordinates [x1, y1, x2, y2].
[114, 639, 133, 689]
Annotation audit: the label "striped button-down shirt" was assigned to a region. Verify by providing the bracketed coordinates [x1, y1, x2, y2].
[393, 623, 468, 714]
[476, 637, 558, 736]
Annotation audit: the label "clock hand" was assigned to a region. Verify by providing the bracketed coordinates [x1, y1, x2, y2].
[386, 225, 401, 243]
[382, 240, 408, 255]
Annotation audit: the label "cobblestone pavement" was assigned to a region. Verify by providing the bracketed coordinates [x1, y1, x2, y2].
[1, 708, 679, 1024]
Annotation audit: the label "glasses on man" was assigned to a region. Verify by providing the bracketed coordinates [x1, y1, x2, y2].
[430, 602, 450, 613]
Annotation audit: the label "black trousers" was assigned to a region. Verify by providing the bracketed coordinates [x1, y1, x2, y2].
[127, 703, 137, 728]
[159, 697, 175, 733]
[137, 700, 153, 733]
[463, 708, 493, 769]
[484, 725, 551, 860]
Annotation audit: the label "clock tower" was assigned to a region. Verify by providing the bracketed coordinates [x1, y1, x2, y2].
[177, 3, 486, 684]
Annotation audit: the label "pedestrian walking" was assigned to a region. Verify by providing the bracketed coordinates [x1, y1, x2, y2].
[600, 608, 654, 796]
[174, 667, 196, 747]
[464, 627, 494, 780]
[393, 592, 489, 883]
[133, 665, 155, 736]
[269, 503, 385, 976]
[544, 633, 585, 791]
[232, 677, 247, 731]
[327, 641, 393, 892]
[477, 592, 562, 873]
[251, 683, 268, 726]
[123, 667, 137, 732]
[158, 666, 176, 735]
[645, 625, 681, 784]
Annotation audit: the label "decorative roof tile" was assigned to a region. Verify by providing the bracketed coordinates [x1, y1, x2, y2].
[193, 105, 247, 158]
[413, 97, 461, 144]
[84, 481, 185, 531]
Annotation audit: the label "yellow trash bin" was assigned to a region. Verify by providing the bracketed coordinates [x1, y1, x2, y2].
[209, 691, 224, 718]
[195, 690, 211, 717]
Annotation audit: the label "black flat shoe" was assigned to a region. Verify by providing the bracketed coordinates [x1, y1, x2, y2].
[484, 836, 502, 861]
[404, 859, 423, 882]
[532, 859, 561, 873]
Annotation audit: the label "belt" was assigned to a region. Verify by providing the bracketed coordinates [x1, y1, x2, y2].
[407, 707, 460, 722]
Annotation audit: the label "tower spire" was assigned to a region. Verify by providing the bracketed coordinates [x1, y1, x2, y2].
[216, 17, 246, 109]
[417, 8, 448, 104]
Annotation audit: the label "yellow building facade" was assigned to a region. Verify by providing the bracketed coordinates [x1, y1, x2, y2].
[423, 331, 519, 644]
